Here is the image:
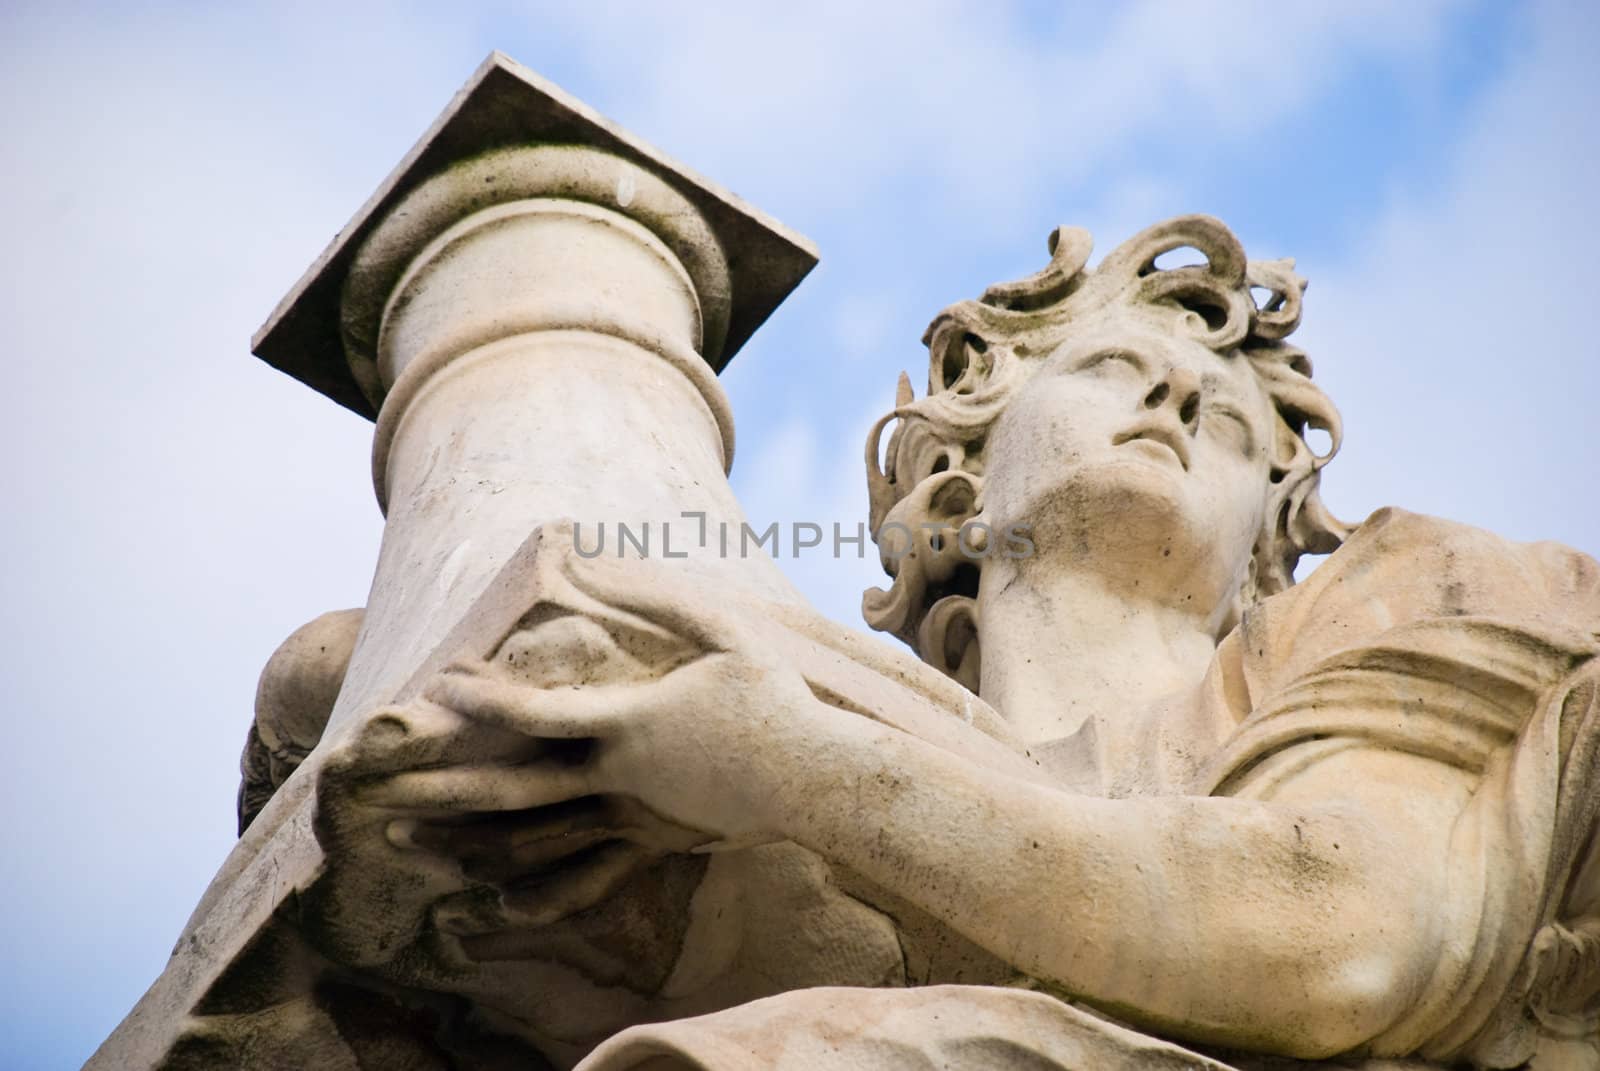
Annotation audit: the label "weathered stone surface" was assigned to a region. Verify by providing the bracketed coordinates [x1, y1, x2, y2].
[89, 52, 824, 1070]
[239, 608, 362, 833]
[93, 54, 1600, 1071]
[253, 51, 817, 416]
[572, 216, 1600, 1069]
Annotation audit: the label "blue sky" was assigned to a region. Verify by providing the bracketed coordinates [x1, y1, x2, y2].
[3, 2, 1596, 1066]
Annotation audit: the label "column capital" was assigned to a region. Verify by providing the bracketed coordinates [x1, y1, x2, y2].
[252, 51, 817, 419]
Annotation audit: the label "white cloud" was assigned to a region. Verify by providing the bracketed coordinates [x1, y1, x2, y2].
[516, 0, 1460, 238]
[1294, 0, 1599, 552]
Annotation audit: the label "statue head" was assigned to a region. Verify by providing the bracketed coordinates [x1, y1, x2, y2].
[864, 215, 1347, 690]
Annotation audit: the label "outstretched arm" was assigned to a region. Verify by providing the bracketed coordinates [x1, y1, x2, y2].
[754, 704, 1449, 1058]
[422, 649, 1454, 1061]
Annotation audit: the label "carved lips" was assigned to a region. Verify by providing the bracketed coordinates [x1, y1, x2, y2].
[1111, 418, 1191, 471]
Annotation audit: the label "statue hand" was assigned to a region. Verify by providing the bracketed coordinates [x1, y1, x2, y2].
[416, 638, 819, 863]
[312, 556, 828, 959]
[311, 694, 679, 967]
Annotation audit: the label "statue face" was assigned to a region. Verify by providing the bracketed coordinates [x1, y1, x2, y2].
[980, 315, 1275, 619]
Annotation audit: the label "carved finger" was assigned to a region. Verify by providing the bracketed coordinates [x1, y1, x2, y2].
[392, 797, 619, 883]
[431, 840, 655, 937]
[326, 700, 543, 781]
[456, 825, 617, 884]
[423, 668, 650, 739]
[498, 840, 655, 929]
[359, 760, 593, 813]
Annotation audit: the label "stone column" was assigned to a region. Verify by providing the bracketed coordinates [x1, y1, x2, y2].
[325, 142, 801, 736]
[88, 53, 817, 1069]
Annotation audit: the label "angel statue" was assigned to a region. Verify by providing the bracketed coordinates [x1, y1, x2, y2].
[243, 215, 1599, 1070]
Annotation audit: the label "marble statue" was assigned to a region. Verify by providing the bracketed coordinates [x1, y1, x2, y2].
[573, 217, 1600, 1070]
[88, 55, 1599, 1071]
[278, 215, 1600, 1071]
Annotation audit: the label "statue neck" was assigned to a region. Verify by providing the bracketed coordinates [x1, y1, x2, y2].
[974, 556, 1222, 788]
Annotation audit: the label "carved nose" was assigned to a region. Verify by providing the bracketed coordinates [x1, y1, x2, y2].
[1142, 368, 1202, 429]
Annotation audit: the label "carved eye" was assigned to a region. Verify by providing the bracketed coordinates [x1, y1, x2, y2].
[1077, 349, 1145, 378]
[1202, 405, 1255, 454]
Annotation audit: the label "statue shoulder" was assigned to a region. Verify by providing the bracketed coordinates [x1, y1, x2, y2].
[1322, 506, 1600, 591]
[1224, 507, 1600, 705]
[1195, 506, 1600, 797]
[1198, 510, 1600, 1068]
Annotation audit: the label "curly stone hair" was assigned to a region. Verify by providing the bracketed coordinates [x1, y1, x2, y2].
[863, 215, 1347, 688]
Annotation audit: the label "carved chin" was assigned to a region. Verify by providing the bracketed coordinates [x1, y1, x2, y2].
[999, 459, 1234, 571]
[1029, 453, 1187, 519]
